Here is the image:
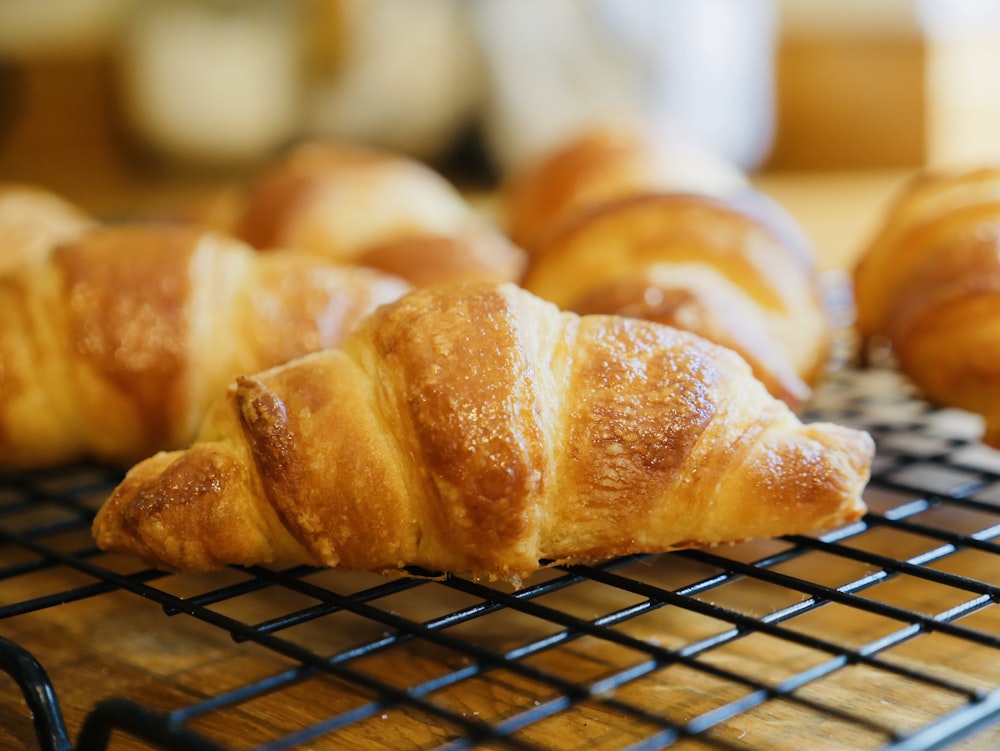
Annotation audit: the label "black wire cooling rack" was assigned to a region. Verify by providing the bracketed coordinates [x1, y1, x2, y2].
[2, 366, 1000, 751]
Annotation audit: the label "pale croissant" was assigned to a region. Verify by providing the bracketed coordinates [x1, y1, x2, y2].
[211, 140, 527, 286]
[0, 183, 94, 275]
[853, 166, 1000, 447]
[93, 282, 873, 583]
[0, 223, 409, 469]
[520, 192, 828, 410]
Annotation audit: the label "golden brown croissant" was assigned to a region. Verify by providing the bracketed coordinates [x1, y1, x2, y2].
[92, 282, 872, 583]
[853, 166, 1000, 446]
[853, 166, 1000, 342]
[502, 123, 747, 254]
[0, 183, 94, 275]
[520, 192, 829, 410]
[214, 140, 527, 286]
[0, 223, 410, 469]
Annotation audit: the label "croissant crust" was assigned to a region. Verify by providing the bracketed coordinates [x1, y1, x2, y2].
[93, 283, 872, 583]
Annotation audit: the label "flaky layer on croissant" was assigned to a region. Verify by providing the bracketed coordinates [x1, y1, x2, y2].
[502, 123, 747, 254]
[0, 223, 409, 469]
[521, 192, 829, 410]
[0, 183, 94, 275]
[853, 167, 1000, 447]
[213, 140, 526, 286]
[93, 282, 872, 584]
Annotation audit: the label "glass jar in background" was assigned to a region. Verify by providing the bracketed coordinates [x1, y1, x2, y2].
[470, 0, 778, 176]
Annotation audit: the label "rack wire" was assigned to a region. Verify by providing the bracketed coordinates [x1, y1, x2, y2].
[2, 366, 1000, 751]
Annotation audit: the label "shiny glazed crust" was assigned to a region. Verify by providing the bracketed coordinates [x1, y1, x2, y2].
[93, 282, 873, 583]
[0, 223, 410, 468]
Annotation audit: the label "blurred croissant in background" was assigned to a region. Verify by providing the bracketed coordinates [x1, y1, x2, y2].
[0, 220, 409, 469]
[0, 184, 94, 275]
[511, 126, 828, 411]
[502, 123, 748, 254]
[853, 166, 1000, 447]
[203, 140, 527, 287]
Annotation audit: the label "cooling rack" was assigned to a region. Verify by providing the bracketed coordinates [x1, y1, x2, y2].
[2, 366, 1000, 751]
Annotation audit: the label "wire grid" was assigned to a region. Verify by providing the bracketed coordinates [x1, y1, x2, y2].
[2, 367, 1000, 751]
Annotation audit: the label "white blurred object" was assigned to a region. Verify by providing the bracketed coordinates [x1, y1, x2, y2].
[117, 0, 303, 165]
[470, 0, 777, 175]
[917, 0, 1000, 37]
[304, 0, 483, 161]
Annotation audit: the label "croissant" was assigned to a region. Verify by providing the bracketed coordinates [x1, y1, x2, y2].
[0, 223, 409, 469]
[520, 192, 829, 410]
[853, 166, 1000, 342]
[502, 123, 747, 254]
[0, 183, 94, 275]
[213, 140, 527, 286]
[853, 166, 1000, 446]
[92, 282, 873, 584]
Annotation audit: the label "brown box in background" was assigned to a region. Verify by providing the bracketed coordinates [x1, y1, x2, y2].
[768, 1, 1000, 170]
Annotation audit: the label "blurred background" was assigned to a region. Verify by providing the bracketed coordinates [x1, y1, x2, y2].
[2, 0, 1000, 217]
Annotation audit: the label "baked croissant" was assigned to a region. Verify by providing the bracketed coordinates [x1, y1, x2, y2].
[0, 223, 409, 469]
[0, 183, 94, 275]
[212, 140, 527, 286]
[92, 282, 873, 583]
[501, 123, 747, 254]
[853, 166, 1000, 343]
[853, 166, 1000, 447]
[520, 192, 829, 410]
